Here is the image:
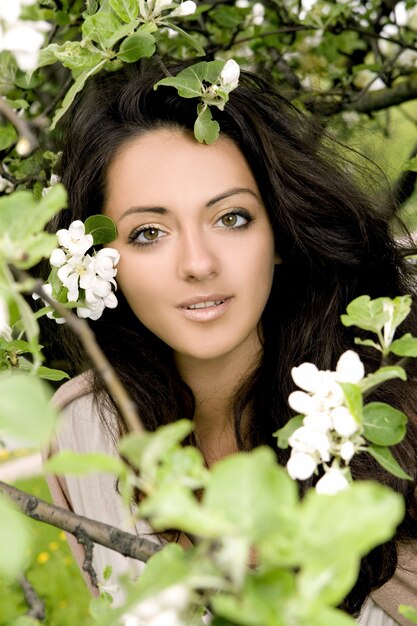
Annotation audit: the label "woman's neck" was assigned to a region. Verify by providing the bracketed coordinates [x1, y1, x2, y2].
[174, 337, 262, 465]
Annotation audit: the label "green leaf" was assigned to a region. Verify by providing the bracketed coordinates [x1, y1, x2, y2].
[53, 41, 105, 73]
[0, 373, 57, 445]
[367, 445, 412, 480]
[305, 607, 357, 626]
[296, 482, 404, 603]
[45, 451, 125, 476]
[340, 295, 389, 333]
[194, 105, 220, 144]
[117, 30, 156, 62]
[401, 155, 417, 172]
[0, 123, 17, 150]
[338, 382, 363, 423]
[363, 402, 407, 445]
[274, 415, 304, 449]
[0, 494, 31, 579]
[51, 60, 108, 130]
[155, 69, 204, 99]
[203, 448, 298, 542]
[398, 605, 417, 624]
[83, 9, 136, 48]
[35, 366, 70, 381]
[0, 184, 66, 240]
[212, 569, 294, 626]
[360, 366, 406, 393]
[84, 214, 118, 244]
[159, 22, 205, 56]
[390, 333, 417, 357]
[139, 483, 232, 536]
[110, 0, 138, 22]
[36, 43, 60, 68]
[119, 420, 194, 474]
[354, 337, 381, 351]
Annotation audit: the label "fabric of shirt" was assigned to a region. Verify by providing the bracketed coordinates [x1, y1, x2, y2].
[45, 373, 416, 623]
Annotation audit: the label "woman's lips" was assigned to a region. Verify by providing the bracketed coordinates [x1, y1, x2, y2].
[177, 296, 233, 322]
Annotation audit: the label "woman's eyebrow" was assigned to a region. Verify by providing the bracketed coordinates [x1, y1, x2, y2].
[205, 187, 261, 207]
[118, 188, 260, 221]
[119, 206, 167, 221]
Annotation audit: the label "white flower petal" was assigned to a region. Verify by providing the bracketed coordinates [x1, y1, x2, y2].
[103, 292, 118, 309]
[336, 350, 365, 384]
[287, 452, 317, 480]
[169, 0, 197, 16]
[219, 59, 240, 90]
[288, 390, 317, 415]
[50, 248, 67, 267]
[315, 468, 349, 495]
[340, 441, 355, 462]
[303, 411, 332, 432]
[291, 362, 321, 392]
[331, 406, 359, 438]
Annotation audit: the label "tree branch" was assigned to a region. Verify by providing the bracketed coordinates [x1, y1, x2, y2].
[303, 77, 417, 116]
[0, 100, 38, 156]
[14, 269, 144, 435]
[19, 575, 45, 620]
[0, 480, 161, 566]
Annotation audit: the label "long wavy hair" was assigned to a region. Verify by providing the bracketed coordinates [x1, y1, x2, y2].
[44, 59, 417, 615]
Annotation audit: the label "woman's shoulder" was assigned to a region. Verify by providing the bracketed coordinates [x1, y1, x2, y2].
[52, 370, 94, 411]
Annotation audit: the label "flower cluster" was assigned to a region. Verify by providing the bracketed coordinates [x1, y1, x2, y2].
[139, 0, 197, 21]
[123, 584, 190, 626]
[34, 221, 119, 322]
[0, 0, 51, 71]
[286, 350, 366, 495]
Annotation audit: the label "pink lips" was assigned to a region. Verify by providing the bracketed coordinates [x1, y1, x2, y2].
[177, 295, 232, 322]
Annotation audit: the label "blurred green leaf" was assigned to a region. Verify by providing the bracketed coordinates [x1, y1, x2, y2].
[367, 445, 412, 480]
[0, 373, 57, 445]
[363, 402, 407, 445]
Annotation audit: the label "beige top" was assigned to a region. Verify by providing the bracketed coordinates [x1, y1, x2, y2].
[45, 374, 417, 623]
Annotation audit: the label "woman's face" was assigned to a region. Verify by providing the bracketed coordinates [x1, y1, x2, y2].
[104, 129, 276, 366]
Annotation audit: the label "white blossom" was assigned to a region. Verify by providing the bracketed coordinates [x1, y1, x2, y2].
[169, 1, 197, 17]
[335, 350, 365, 384]
[49, 248, 67, 268]
[315, 468, 349, 495]
[57, 254, 96, 302]
[235, 0, 250, 7]
[219, 59, 240, 91]
[0, 296, 12, 341]
[340, 440, 355, 462]
[331, 406, 359, 438]
[1, 22, 49, 71]
[287, 451, 317, 480]
[56, 221, 94, 257]
[286, 350, 366, 492]
[251, 2, 265, 25]
[43, 221, 119, 322]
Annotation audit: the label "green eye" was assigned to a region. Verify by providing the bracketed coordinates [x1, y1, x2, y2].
[221, 214, 238, 227]
[143, 228, 159, 241]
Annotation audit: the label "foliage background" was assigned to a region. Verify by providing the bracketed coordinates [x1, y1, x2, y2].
[2, 0, 417, 623]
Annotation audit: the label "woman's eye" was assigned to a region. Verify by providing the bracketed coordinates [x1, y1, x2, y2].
[130, 226, 166, 245]
[216, 212, 250, 229]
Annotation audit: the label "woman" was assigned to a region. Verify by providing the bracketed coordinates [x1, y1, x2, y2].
[44, 59, 417, 623]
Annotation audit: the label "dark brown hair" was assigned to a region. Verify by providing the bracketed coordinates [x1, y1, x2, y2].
[44, 59, 417, 614]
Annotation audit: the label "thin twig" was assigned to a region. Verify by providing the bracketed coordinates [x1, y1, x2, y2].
[19, 575, 45, 620]
[0, 480, 160, 566]
[0, 100, 38, 155]
[13, 268, 144, 435]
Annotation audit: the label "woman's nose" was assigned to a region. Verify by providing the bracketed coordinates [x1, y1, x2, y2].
[177, 229, 219, 281]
